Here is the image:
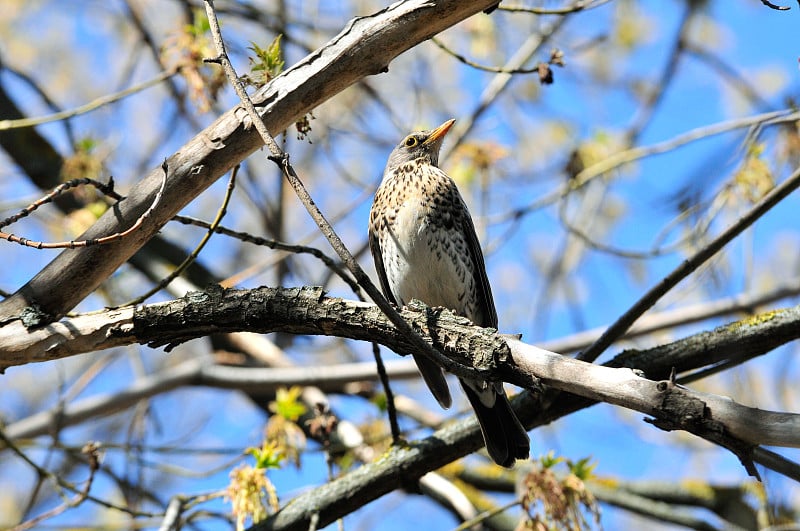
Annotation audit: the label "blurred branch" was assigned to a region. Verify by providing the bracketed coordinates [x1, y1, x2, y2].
[0, 431, 152, 519]
[0, 355, 416, 440]
[431, 37, 556, 76]
[0, 69, 178, 131]
[497, 108, 800, 224]
[444, 16, 567, 156]
[0, 169, 166, 251]
[120, 0, 200, 128]
[623, 3, 691, 144]
[8, 443, 101, 531]
[569, 110, 800, 195]
[540, 275, 800, 354]
[684, 42, 773, 112]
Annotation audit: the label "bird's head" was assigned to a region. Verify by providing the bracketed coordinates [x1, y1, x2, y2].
[385, 119, 455, 170]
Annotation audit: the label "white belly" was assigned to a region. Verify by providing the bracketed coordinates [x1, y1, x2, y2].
[381, 204, 472, 316]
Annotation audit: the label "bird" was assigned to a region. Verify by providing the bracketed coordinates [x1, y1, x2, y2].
[368, 118, 530, 467]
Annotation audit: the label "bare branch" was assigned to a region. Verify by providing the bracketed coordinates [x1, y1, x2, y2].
[1, 356, 421, 440]
[0, 69, 179, 131]
[578, 163, 800, 362]
[0, 168, 165, 250]
[540, 277, 800, 354]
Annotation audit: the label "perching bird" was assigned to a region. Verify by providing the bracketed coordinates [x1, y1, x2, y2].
[368, 119, 529, 467]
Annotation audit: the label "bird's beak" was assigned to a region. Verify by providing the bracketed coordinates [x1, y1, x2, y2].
[424, 119, 456, 145]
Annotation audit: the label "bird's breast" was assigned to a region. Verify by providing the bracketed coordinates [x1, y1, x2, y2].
[379, 198, 476, 318]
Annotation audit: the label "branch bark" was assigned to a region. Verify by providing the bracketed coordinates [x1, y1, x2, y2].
[3, 285, 799, 451]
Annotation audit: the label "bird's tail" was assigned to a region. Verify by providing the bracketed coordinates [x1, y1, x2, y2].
[412, 353, 453, 409]
[461, 381, 529, 467]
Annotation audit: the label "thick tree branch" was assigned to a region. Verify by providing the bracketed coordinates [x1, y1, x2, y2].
[3, 285, 799, 452]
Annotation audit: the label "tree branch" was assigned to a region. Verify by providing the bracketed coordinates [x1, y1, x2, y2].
[3, 286, 799, 450]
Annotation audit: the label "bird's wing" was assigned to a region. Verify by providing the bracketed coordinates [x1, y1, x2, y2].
[456, 194, 498, 329]
[368, 216, 397, 306]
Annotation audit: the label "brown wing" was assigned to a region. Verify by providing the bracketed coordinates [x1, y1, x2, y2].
[453, 192, 498, 329]
[368, 213, 397, 306]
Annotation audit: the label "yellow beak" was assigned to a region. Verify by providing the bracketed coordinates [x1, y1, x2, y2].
[424, 119, 456, 145]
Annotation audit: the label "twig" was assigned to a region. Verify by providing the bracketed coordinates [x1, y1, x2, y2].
[8, 442, 101, 531]
[498, 0, 612, 15]
[0, 69, 179, 131]
[123, 165, 238, 305]
[1, 356, 420, 441]
[623, 5, 691, 145]
[540, 275, 800, 354]
[0, 177, 123, 229]
[371, 343, 401, 443]
[578, 163, 800, 362]
[684, 42, 773, 112]
[170, 215, 360, 294]
[0, 166, 166, 249]
[495, 108, 800, 224]
[569, 110, 800, 194]
[0, 431, 151, 520]
[431, 37, 551, 75]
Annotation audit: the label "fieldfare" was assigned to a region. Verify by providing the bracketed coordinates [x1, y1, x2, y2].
[368, 119, 530, 467]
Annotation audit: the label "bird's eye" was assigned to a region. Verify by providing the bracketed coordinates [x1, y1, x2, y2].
[404, 136, 418, 147]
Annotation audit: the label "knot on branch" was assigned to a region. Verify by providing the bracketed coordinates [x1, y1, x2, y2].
[405, 299, 511, 376]
[648, 384, 760, 479]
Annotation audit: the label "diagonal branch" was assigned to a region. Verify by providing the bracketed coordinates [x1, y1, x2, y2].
[578, 163, 800, 363]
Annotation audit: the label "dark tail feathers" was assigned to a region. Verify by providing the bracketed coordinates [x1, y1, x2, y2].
[461, 382, 529, 467]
